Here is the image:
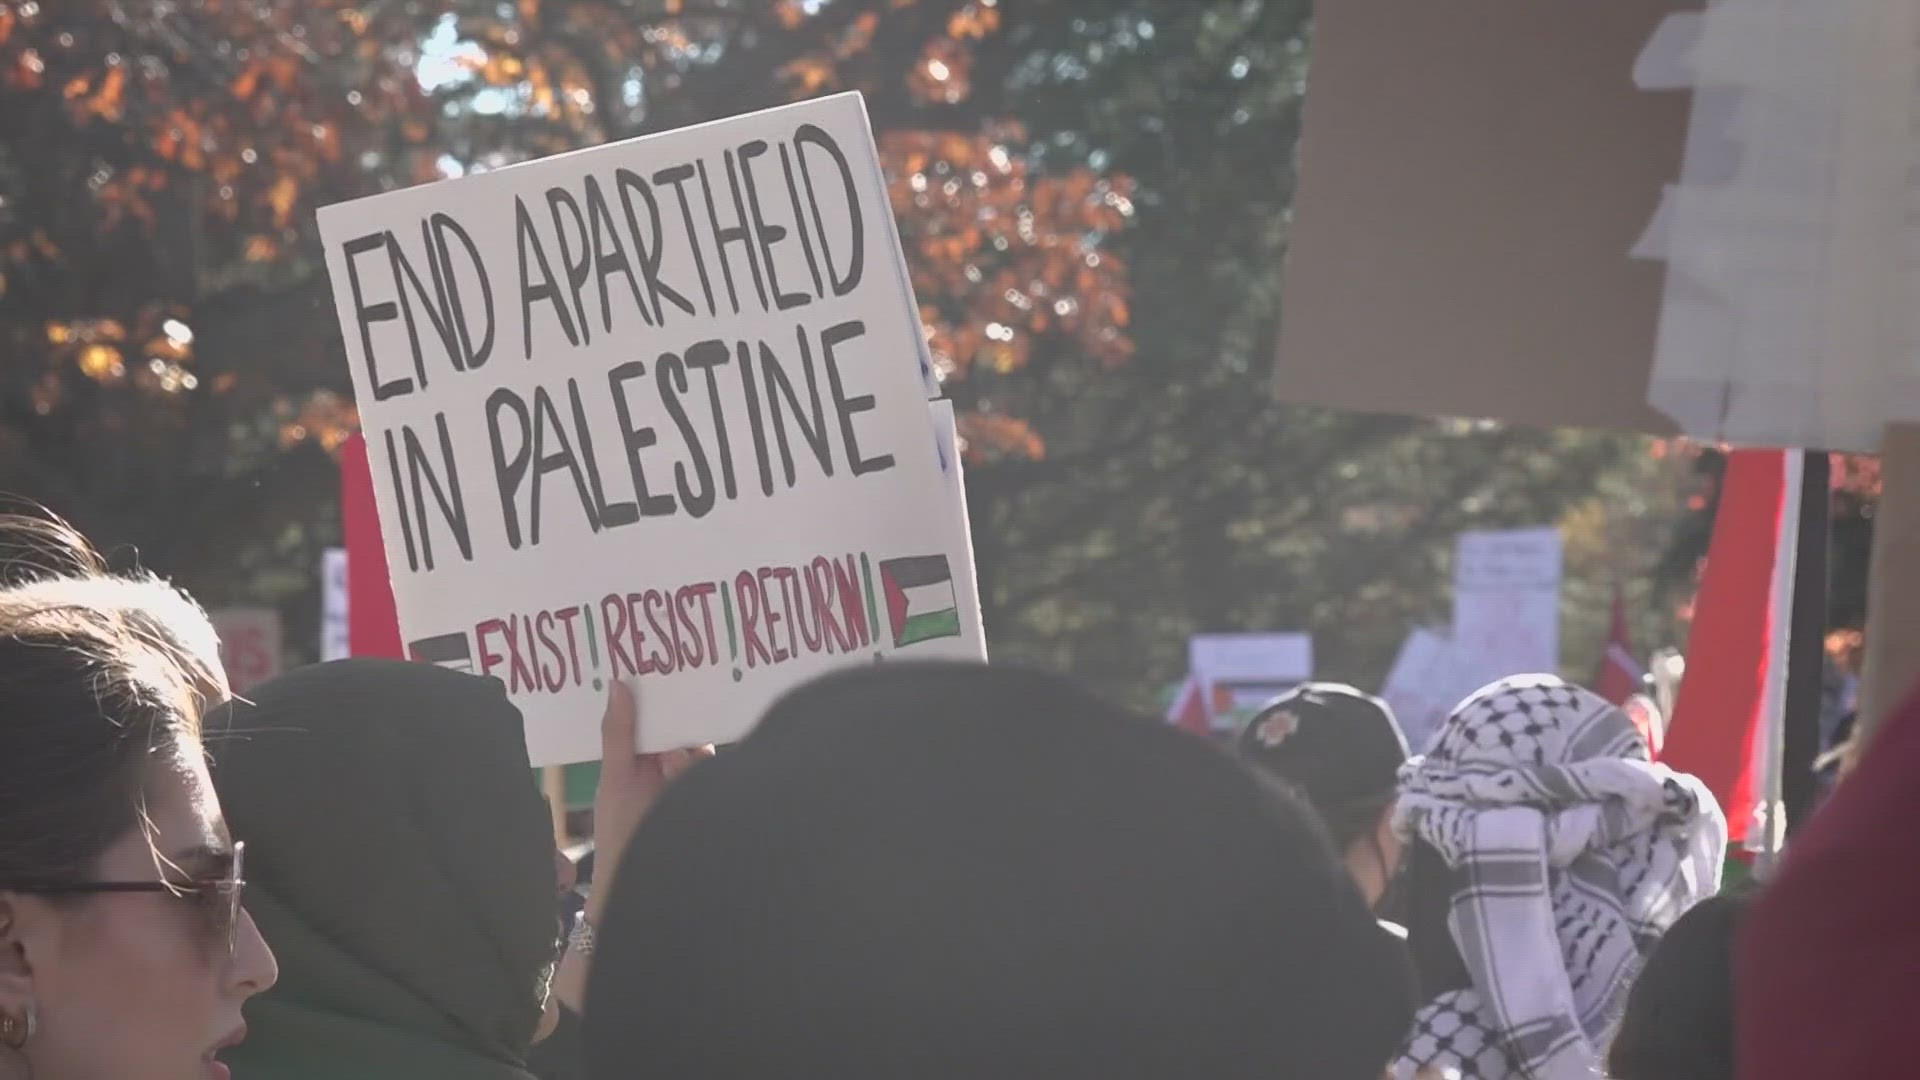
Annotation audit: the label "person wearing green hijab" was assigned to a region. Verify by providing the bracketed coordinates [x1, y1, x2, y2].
[208, 659, 560, 1080]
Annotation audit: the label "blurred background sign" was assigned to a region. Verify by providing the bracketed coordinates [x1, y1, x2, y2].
[1187, 632, 1312, 729]
[210, 606, 282, 695]
[320, 548, 349, 663]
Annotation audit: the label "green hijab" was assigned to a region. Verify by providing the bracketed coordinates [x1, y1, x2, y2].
[210, 660, 559, 1080]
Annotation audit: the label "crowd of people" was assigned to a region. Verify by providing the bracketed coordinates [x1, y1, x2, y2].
[0, 510, 1902, 1080]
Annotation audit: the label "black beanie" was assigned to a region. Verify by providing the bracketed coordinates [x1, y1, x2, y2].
[1234, 683, 1409, 847]
[584, 662, 1414, 1080]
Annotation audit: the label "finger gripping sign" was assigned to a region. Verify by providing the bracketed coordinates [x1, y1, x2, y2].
[316, 92, 983, 764]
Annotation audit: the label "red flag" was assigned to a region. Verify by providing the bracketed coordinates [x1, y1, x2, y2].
[1661, 449, 1788, 846]
[340, 432, 404, 659]
[1595, 586, 1643, 706]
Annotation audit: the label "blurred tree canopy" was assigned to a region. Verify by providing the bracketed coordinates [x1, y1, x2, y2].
[0, 0, 1711, 703]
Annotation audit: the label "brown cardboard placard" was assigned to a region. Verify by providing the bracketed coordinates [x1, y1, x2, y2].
[1276, 0, 1702, 434]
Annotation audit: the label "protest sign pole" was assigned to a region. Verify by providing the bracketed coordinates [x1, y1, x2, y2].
[1750, 452, 1802, 867]
[542, 766, 569, 846]
[1782, 449, 1829, 835]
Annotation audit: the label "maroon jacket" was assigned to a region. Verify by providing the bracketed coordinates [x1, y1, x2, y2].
[1737, 685, 1920, 1079]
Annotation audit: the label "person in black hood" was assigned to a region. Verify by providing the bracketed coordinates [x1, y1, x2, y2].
[584, 662, 1415, 1080]
[209, 660, 558, 1080]
[210, 660, 705, 1080]
[1607, 883, 1755, 1080]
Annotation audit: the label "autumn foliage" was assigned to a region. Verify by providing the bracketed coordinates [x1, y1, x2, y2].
[0, 0, 1133, 462]
[1, 0, 1738, 704]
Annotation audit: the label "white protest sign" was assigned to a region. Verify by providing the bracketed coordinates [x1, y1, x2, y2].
[1379, 627, 1475, 756]
[1452, 528, 1563, 692]
[316, 92, 985, 764]
[928, 400, 984, 646]
[1189, 633, 1312, 720]
[320, 548, 350, 661]
[210, 607, 283, 695]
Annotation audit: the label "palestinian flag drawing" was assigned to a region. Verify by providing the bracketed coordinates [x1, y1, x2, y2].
[880, 554, 962, 648]
[408, 631, 473, 673]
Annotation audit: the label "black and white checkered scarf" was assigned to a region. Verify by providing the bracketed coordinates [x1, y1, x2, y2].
[1389, 675, 1726, 1080]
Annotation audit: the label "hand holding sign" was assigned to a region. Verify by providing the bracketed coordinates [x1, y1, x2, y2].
[585, 679, 712, 926]
[552, 678, 711, 1012]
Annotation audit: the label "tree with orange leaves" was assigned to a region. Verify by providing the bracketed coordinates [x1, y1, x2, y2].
[415, 0, 1136, 460]
[0, 0, 1701, 708]
[0, 0, 448, 596]
[0, 0, 1132, 623]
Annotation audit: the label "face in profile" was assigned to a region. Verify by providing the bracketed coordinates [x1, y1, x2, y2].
[1345, 804, 1405, 910]
[1, 741, 277, 1080]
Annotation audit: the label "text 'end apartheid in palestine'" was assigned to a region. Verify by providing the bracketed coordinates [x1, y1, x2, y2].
[318, 96, 919, 577]
[318, 92, 980, 762]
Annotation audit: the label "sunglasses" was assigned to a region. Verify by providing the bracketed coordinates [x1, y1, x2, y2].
[31, 842, 247, 957]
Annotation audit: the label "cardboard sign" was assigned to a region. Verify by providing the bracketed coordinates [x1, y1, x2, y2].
[1452, 528, 1564, 693]
[210, 607, 283, 695]
[1275, 1, 1699, 434]
[320, 548, 350, 662]
[316, 93, 984, 763]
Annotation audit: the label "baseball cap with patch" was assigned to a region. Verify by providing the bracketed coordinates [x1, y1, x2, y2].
[1235, 683, 1410, 820]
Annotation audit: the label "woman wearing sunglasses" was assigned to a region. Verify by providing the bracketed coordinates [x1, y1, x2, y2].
[0, 515, 279, 1080]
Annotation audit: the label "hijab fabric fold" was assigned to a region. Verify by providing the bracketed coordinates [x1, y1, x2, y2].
[1391, 675, 1725, 1080]
[210, 660, 559, 1080]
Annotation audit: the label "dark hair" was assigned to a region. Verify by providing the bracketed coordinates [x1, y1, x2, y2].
[0, 513, 217, 891]
[585, 662, 1415, 1080]
[1606, 885, 1754, 1080]
[1404, 838, 1472, 999]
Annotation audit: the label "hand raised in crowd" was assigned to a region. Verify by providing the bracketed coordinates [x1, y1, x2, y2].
[552, 681, 712, 1013]
[586, 678, 714, 923]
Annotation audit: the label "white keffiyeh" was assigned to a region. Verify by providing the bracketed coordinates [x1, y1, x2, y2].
[1390, 675, 1726, 1080]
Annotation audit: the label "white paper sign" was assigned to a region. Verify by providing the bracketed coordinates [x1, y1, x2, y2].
[320, 548, 350, 662]
[1188, 633, 1312, 716]
[1379, 627, 1475, 756]
[1632, 8, 1920, 451]
[928, 400, 984, 647]
[316, 92, 985, 764]
[1452, 528, 1563, 693]
[210, 607, 283, 695]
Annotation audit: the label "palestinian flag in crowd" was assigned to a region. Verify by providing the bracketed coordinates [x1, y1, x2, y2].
[881, 555, 961, 647]
[408, 632, 474, 673]
[1165, 675, 1240, 736]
